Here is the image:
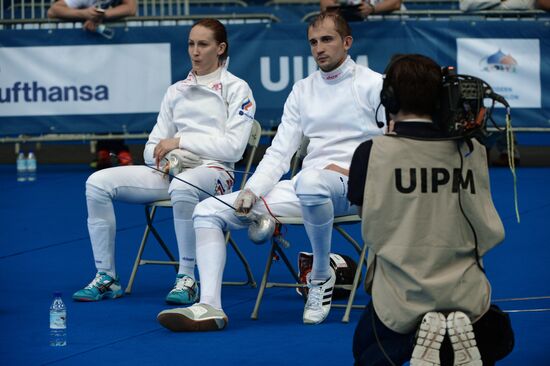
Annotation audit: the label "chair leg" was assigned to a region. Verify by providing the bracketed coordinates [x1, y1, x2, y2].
[226, 233, 257, 287]
[125, 205, 157, 294]
[341, 238, 369, 323]
[251, 242, 277, 320]
[273, 244, 300, 283]
[145, 205, 178, 269]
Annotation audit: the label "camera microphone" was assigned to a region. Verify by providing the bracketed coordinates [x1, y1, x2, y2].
[375, 102, 385, 129]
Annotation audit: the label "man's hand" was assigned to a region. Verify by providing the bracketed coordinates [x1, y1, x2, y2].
[83, 19, 100, 32]
[82, 7, 105, 21]
[358, 1, 376, 18]
[234, 189, 258, 215]
[153, 137, 180, 167]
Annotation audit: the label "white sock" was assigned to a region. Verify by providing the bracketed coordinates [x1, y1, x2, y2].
[172, 199, 197, 279]
[195, 227, 226, 310]
[300, 196, 334, 282]
[86, 184, 117, 278]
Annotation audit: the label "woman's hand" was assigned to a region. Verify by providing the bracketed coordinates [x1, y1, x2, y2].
[153, 137, 180, 167]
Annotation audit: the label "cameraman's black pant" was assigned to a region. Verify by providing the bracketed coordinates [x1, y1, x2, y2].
[352, 302, 514, 366]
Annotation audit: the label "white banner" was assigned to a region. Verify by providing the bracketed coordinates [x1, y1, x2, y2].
[0, 43, 171, 116]
[456, 38, 541, 108]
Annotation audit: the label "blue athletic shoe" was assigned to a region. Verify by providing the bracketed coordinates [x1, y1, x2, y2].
[73, 272, 123, 302]
[165, 274, 199, 305]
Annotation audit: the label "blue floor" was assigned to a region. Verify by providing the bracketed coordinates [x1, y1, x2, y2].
[1, 164, 549, 365]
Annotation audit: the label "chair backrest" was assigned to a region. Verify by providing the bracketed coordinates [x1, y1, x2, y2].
[240, 119, 262, 188]
[248, 119, 262, 148]
[290, 136, 309, 178]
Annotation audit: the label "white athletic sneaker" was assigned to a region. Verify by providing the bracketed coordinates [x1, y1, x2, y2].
[446, 311, 482, 366]
[303, 267, 336, 324]
[411, 312, 447, 366]
[157, 303, 228, 332]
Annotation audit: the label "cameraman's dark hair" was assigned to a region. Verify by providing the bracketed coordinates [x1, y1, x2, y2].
[308, 11, 352, 39]
[385, 54, 442, 117]
[192, 18, 229, 61]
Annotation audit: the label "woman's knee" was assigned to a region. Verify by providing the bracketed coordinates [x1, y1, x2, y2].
[170, 185, 200, 205]
[86, 170, 110, 192]
[86, 180, 111, 204]
[86, 168, 116, 200]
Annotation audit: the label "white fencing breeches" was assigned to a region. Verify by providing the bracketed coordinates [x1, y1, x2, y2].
[85, 165, 233, 277]
[193, 168, 356, 308]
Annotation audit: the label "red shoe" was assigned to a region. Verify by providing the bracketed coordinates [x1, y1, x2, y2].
[96, 149, 112, 170]
[117, 150, 133, 166]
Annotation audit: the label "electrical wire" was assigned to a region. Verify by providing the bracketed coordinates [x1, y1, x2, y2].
[259, 196, 282, 225]
[112, 153, 237, 211]
[372, 305, 397, 366]
[504, 110, 520, 223]
[456, 142, 485, 273]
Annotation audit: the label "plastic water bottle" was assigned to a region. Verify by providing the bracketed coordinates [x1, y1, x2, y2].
[16, 152, 27, 182]
[27, 151, 37, 182]
[49, 292, 67, 347]
[96, 24, 115, 39]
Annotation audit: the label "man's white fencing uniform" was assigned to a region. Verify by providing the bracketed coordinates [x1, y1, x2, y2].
[85, 67, 255, 278]
[193, 56, 384, 310]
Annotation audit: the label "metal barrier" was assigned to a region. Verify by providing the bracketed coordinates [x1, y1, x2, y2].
[1, 0, 252, 21]
[301, 9, 549, 22]
[0, 14, 280, 29]
[0, 0, 279, 28]
[2, 0, 547, 23]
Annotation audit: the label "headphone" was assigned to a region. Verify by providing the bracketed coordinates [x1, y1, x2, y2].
[376, 55, 420, 128]
[379, 54, 411, 116]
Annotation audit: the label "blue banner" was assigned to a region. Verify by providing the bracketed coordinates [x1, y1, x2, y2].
[0, 20, 548, 135]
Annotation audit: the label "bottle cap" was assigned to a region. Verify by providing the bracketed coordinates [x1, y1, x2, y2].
[53, 291, 62, 297]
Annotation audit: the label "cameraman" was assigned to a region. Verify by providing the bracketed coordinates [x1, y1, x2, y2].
[348, 54, 514, 365]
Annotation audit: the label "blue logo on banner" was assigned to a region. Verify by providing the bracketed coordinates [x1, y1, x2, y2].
[0, 81, 109, 103]
[479, 50, 518, 73]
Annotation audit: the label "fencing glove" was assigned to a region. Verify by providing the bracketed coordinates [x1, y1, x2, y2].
[234, 188, 258, 220]
[165, 149, 203, 176]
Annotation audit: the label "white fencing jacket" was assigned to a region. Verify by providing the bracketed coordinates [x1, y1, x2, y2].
[144, 67, 256, 168]
[245, 56, 384, 197]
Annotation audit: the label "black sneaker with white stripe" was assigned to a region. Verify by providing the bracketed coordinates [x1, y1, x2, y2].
[303, 267, 336, 324]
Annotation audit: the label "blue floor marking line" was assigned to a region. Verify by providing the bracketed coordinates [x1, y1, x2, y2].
[499, 202, 550, 221]
[0, 216, 174, 260]
[0, 236, 90, 260]
[494, 296, 550, 302]
[41, 328, 163, 365]
[41, 289, 288, 365]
